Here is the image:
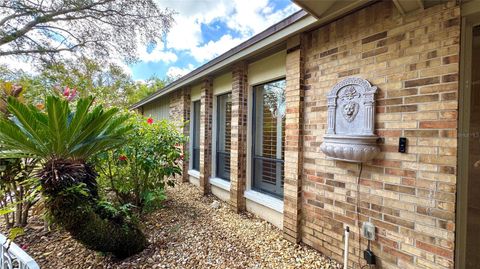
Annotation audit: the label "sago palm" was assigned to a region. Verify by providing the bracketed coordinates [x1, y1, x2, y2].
[0, 95, 147, 257]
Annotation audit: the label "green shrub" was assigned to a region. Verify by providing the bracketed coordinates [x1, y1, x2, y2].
[0, 95, 147, 257]
[0, 82, 40, 234]
[94, 115, 186, 212]
[46, 183, 146, 257]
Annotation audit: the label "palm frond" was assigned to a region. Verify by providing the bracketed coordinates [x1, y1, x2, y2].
[0, 120, 44, 156]
[46, 96, 70, 157]
[0, 95, 131, 162]
[66, 96, 94, 147]
[6, 97, 49, 152]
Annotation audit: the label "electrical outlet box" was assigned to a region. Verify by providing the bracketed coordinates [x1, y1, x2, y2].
[362, 222, 375, 240]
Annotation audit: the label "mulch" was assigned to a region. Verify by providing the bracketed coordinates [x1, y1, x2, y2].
[9, 183, 340, 269]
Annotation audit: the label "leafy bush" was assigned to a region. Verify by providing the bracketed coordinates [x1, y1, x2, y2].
[0, 95, 147, 257]
[95, 115, 186, 212]
[0, 82, 41, 230]
[0, 158, 40, 228]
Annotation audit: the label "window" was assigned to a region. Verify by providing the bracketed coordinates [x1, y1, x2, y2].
[192, 101, 201, 171]
[252, 79, 286, 198]
[216, 93, 232, 180]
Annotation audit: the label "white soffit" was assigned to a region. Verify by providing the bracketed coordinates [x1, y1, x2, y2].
[392, 0, 424, 14]
[293, 0, 374, 19]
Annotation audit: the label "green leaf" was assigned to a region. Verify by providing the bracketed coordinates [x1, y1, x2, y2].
[0, 120, 43, 156]
[66, 96, 94, 147]
[6, 97, 43, 143]
[46, 96, 69, 157]
[0, 95, 132, 162]
[8, 227, 24, 241]
[0, 207, 14, 215]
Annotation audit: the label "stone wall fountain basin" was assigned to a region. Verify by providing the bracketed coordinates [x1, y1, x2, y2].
[320, 77, 380, 163]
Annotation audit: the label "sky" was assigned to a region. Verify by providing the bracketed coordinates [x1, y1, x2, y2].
[130, 0, 300, 81]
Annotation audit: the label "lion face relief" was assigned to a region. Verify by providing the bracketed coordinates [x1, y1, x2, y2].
[342, 101, 359, 122]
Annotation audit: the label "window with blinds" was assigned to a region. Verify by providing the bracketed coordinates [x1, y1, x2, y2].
[192, 101, 201, 171]
[216, 93, 232, 181]
[252, 79, 286, 198]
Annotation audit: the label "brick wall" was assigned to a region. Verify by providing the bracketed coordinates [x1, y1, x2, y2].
[301, 1, 459, 268]
[284, 35, 305, 243]
[169, 88, 191, 182]
[200, 79, 213, 195]
[230, 62, 248, 212]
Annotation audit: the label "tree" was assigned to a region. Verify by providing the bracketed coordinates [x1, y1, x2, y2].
[0, 58, 171, 108]
[36, 57, 136, 107]
[128, 77, 170, 105]
[0, 0, 175, 63]
[0, 95, 146, 257]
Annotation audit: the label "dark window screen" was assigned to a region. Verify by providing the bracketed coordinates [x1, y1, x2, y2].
[216, 93, 232, 181]
[252, 79, 286, 198]
[192, 101, 201, 171]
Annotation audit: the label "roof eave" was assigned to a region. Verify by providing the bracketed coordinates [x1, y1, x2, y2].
[131, 0, 379, 110]
[130, 10, 310, 109]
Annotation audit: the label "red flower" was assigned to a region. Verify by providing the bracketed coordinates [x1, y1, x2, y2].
[20, 244, 28, 250]
[63, 86, 70, 97]
[118, 155, 127, 161]
[147, 117, 154, 124]
[63, 86, 78, 101]
[67, 88, 77, 101]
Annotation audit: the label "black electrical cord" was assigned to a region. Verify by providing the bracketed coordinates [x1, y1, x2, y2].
[356, 162, 364, 268]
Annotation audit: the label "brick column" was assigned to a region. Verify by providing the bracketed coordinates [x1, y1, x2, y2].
[199, 78, 213, 195]
[230, 62, 248, 212]
[283, 35, 304, 243]
[169, 89, 191, 183]
[181, 88, 191, 183]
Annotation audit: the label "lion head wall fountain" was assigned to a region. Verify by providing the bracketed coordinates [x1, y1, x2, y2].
[320, 77, 381, 163]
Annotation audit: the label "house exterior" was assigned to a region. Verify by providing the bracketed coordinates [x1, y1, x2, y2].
[131, 1, 480, 268]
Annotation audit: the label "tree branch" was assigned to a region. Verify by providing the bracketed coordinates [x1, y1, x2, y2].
[0, 12, 34, 28]
[34, 25, 82, 43]
[0, 0, 114, 46]
[0, 41, 94, 56]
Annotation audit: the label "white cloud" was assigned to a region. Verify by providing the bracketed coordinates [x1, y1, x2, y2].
[166, 64, 194, 78]
[158, 0, 230, 52]
[190, 34, 244, 62]
[225, 0, 301, 36]
[138, 45, 178, 64]
[0, 56, 37, 74]
[157, 0, 300, 64]
[152, 0, 300, 80]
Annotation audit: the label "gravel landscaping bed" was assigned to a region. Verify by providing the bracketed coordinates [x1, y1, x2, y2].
[12, 183, 340, 268]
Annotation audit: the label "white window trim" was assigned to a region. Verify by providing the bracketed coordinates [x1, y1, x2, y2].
[188, 169, 200, 178]
[209, 177, 231, 191]
[244, 190, 284, 213]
